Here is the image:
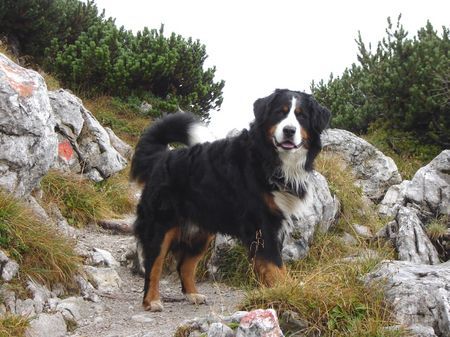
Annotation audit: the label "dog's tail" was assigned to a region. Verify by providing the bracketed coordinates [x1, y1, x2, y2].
[130, 112, 215, 184]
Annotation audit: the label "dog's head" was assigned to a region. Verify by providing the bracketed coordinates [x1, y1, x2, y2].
[253, 89, 330, 153]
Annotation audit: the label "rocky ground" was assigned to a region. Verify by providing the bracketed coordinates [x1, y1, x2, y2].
[70, 226, 244, 337]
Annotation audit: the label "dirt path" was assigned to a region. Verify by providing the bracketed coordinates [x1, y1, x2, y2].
[70, 227, 244, 337]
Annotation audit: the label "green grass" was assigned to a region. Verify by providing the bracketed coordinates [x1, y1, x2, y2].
[364, 121, 441, 180]
[0, 190, 80, 287]
[426, 216, 449, 240]
[84, 96, 150, 145]
[0, 315, 29, 337]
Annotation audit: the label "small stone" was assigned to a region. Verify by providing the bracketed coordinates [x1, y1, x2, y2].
[1, 259, 19, 281]
[25, 313, 67, 337]
[15, 299, 36, 317]
[89, 247, 119, 268]
[351, 224, 372, 239]
[83, 266, 122, 293]
[207, 322, 234, 337]
[236, 309, 284, 337]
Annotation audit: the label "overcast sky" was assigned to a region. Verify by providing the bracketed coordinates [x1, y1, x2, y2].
[93, 0, 449, 136]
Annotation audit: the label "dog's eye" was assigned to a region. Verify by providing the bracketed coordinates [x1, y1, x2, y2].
[295, 107, 302, 115]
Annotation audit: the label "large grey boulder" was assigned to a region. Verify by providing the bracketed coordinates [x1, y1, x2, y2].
[377, 207, 440, 265]
[321, 129, 402, 201]
[49, 89, 127, 181]
[365, 260, 450, 337]
[282, 171, 339, 261]
[0, 53, 57, 196]
[380, 150, 450, 219]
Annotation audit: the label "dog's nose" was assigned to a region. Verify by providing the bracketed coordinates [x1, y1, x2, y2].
[283, 126, 296, 137]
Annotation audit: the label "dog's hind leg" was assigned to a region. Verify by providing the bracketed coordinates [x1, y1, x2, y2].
[143, 227, 180, 311]
[177, 232, 215, 305]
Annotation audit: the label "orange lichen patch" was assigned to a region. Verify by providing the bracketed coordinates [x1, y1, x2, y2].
[0, 62, 36, 97]
[58, 140, 74, 162]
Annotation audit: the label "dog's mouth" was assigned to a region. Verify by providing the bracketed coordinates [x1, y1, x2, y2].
[273, 138, 302, 150]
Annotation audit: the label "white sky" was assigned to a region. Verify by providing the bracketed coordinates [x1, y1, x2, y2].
[93, 0, 449, 137]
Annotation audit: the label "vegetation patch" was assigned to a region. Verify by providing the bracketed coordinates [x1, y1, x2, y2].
[40, 170, 134, 228]
[0, 314, 29, 337]
[0, 190, 80, 287]
[84, 96, 149, 145]
[234, 152, 399, 336]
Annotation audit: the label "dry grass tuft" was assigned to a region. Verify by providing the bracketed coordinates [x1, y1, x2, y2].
[40, 170, 135, 228]
[0, 190, 80, 287]
[0, 314, 29, 337]
[40, 170, 115, 227]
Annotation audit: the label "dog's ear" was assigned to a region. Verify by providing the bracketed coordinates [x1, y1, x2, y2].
[309, 96, 331, 133]
[253, 90, 281, 118]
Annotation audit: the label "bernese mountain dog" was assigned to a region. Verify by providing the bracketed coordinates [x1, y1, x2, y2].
[130, 89, 331, 311]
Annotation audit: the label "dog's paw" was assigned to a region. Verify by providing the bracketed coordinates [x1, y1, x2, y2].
[186, 293, 207, 305]
[143, 299, 164, 312]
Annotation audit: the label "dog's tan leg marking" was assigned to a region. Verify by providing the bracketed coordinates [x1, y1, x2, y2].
[143, 227, 180, 311]
[253, 257, 288, 287]
[180, 234, 215, 305]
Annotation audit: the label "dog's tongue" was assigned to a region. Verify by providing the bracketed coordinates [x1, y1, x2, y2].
[281, 141, 295, 149]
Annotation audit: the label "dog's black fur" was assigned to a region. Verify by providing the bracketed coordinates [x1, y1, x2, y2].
[131, 89, 330, 311]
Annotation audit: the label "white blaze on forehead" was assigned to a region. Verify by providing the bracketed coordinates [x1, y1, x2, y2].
[274, 96, 302, 147]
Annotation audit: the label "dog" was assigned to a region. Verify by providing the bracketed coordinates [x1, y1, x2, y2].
[130, 89, 331, 311]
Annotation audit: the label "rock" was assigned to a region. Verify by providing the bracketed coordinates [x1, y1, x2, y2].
[0, 284, 16, 313]
[25, 313, 67, 337]
[406, 150, 450, 217]
[208, 234, 238, 278]
[351, 224, 373, 239]
[0, 250, 19, 281]
[46, 204, 78, 239]
[105, 127, 133, 159]
[392, 207, 440, 264]
[27, 279, 52, 314]
[282, 171, 339, 261]
[339, 232, 358, 246]
[56, 296, 85, 326]
[379, 150, 450, 219]
[407, 324, 439, 337]
[236, 309, 284, 337]
[139, 101, 152, 115]
[365, 260, 450, 337]
[280, 310, 308, 333]
[75, 275, 100, 303]
[15, 298, 36, 317]
[83, 266, 122, 293]
[378, 181, 411, 218]
[321, 129, 401, 201]
[207, 322, 234, 337]
[0, 53, 57, 197]
[49, 89, 127, 181]
[87, 247, 120, 268]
